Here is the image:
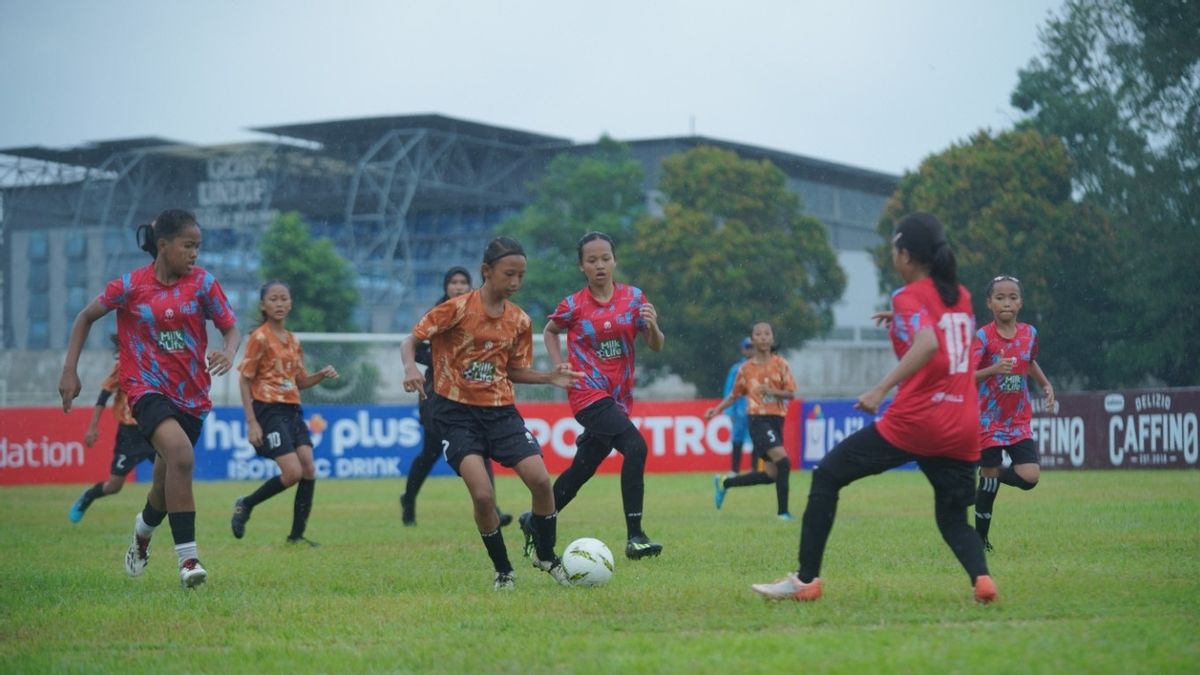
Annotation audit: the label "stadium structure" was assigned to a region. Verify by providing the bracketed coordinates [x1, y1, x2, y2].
[0, 113, 898, 358]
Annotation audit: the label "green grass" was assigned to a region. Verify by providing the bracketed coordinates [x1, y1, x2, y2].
[2, 471, 1197, 673]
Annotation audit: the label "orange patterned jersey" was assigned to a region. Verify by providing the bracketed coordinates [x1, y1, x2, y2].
[101, 362, 136, 426]
[411, 290, 533, 407]
[731, 354, 797, 416]
[238, 324, 307, 404]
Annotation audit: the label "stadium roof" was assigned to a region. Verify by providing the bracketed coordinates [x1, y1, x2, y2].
[0, 137, 187, 170]
[253, 114, 573, 150]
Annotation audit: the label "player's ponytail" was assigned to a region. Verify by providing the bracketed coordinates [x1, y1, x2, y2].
[137, 209, 199, 259]
[893, 212, 960, 307]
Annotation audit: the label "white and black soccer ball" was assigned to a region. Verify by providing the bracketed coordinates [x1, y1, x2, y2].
[562, 537, 615, 587]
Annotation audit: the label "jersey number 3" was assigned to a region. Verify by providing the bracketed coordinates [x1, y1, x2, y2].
[938, 312, 973, 375]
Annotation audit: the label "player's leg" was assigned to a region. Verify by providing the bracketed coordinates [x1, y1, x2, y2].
[720, 417, 775, 503]
[513, 453, 569, 585]
[764, 444, 792, 520]
[730, 415, 748, 474]
[145, 403, 206, 588]
[921, 456, 996, 603]
[1000, 439, 1040, 490]
[401, 398, 442, 525]
[975, 448, 1003, 551]
[287, 444, 318, 546]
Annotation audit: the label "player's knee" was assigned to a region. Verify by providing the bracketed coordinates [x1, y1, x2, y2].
[808, 466, 843, 500]
[279, 466, 301, 487]
[620, 434, 648, 462]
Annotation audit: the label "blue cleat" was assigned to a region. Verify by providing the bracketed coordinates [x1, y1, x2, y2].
[713, 474, 727, 510]
[68, 490, 91, 523]
[777, 512, 795, 522]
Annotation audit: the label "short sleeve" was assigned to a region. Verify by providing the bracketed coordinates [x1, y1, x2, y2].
[294, 336, 309, 379]
[509, 315, 534, 370]
[631, 287, 648, 331]
[98, 274, 131, 311]
[890, 289, 934, 349]
[972, 329, 987, 370]
[547, 294, 576, 330]
[1029, 326, 1039, 362]
[778, 357, 797, 393]
[201, 273, 237, 331]
[730, 365, 748, 399]
[412, 297, 462, 341]
[238, 331, 267, 379]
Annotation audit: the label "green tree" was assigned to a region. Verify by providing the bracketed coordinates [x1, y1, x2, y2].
[496, 135, 646, 318]
[625, 146, 846, 397]
[258, 211, 377, 402]
[1012, 0, 1199, 385]
[873, 129, 1121, 387]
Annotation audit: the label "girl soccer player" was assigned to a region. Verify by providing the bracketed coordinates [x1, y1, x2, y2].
[531, 231, 666, 561]
[722, 337, 754, 474]
[401, 266, 512, 528]
[751, 212, 997, 604]
[58, 208, 240, 589]
[400, 236, 583, 590]
[972, 275, 1055, 551]
[68, 337, 157, 523]
[705, 322, 797, 520]
[230, 281, 338, 546]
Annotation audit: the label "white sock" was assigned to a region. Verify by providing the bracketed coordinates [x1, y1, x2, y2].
[174, 542, 198, 565]
[135, 512, 157, 539]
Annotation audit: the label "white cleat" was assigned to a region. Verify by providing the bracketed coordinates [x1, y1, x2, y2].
[532, 556, 571, 586]
[751, 573, 823, 601]
[124, 533, 151, 577]
[179, 558, 208, 589]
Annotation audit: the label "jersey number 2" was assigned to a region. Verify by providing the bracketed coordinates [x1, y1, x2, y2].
[938, 312, 973, 375]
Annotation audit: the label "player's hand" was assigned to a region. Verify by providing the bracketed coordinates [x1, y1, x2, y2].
[703, 407, 720, 420]
[550, 368, 585, 390]
[319, 365, 339, 380]
[554, 362, 572, 374]
[246, 420, 263, 448]
[403, 366, 427, 400]
[207, 350, 233, 376]
[1044, 386, 1056, 413]
[871, 311, 894, 329]
[855, 386, 885, 415]
[58, 370, 81, 413]
[639, 303, 658, 327]
[84, 428, 99, 447]
[996, 357, 1016, 374]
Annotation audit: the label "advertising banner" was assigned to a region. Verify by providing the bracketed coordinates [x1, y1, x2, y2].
[0, 408, 126, 485]
[800, 399, 896, 469]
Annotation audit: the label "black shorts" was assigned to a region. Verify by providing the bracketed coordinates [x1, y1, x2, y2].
[251, 401, 313, 459]
[132, 394, 203, 447]
[980, 437, 1038, 468]
[748, 415, 785, 460]
[817, 423, 977, 510]
[430, 397, 542, 475]
[110, 424, 157, 476]
[575, 397, 644, 457]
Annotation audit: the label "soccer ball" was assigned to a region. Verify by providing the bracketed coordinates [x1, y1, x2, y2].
[562, 537, 615, 587]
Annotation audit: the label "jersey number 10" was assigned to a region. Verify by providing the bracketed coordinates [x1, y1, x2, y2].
[938, 313, 974, 375]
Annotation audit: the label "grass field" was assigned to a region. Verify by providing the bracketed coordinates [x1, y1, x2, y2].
[2, 470, 1197, 673]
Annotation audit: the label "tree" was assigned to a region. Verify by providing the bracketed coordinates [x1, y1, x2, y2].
[1012, 0, 1200, 385]
[624, 146, 846, 397]
[873, 129, 1122, 388]
[496, 136, 646, 319]
[259, 211, 377, 402]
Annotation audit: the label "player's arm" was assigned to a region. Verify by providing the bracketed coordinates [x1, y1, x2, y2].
[83, 388, 111, 447]
[639, 302, 665, 352]
[542, 320, 566, 367]
[857, 327, 938, 414]
[1029, 360, 1055, 410]
[206, 324, 240, 376]
[59, 300, 112, 413]
[706, 372, 745, 419]
[401, 335, 426, 399]
[509, 365, 584, 389]
[298, 367, 338, 390]
[238, 373, 264, 448]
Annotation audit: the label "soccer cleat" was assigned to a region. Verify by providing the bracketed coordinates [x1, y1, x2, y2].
[124, 533, 151, 577]
[400, 493, 415, 526]
[493, 571, 516, 591]
[713, 474, 727, 510]
[974, 575, 998, 604]
[230, 497, 250, 539]
[498, 511, 514, 528]
[625, 533, 663, 560]
[751, 573, 823, 601]
[518, 511, 535, 558]
[532, 556, 572, 586]
[69, 490, 93, 524]
[286, 536, 320, 548]
[777, 512, 795, 522]
[179, 558, 208, 589]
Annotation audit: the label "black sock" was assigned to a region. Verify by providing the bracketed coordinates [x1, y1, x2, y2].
[290, 478, 315, 539]
[936, 503, 989, 582]
[619, 435, 648, 539]
[975, 475, 999, 540]
[403, 439, 440, 503]
[731, 444, 743, 473]
[773, 457, 791, 515]
[480, 528, 513, 574]
[83, 481, 107, 503]
[798, 468, 841, 583]
[725, 471, 773, 488]
[531, 511, 558, 562]
[243, 475, 288, 508]
[1000, 466, 1038, 491]
[141, 501, 167, 527]
[167, 511, 196, 547]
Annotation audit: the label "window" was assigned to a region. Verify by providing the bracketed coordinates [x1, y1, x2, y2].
[66, 261, 88, 287]
[66, 287, 89, 315]
[28, 319, 50, 349]
[28, 261, 50, 292]
[65, 235, 88, 260]
[28, 291, 50, 319]
[27, 232, 49, 261]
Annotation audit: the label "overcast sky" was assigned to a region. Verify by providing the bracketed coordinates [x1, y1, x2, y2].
[0, 0, 1062, 176]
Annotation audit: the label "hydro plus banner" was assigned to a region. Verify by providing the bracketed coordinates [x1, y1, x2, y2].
[176, 404, 426, 482]
[800, 399, 895, 469]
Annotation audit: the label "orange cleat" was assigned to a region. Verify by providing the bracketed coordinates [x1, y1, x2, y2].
[974, 575, 998, 604]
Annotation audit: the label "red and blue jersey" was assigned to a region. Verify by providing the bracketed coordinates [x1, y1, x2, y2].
[875, 277, 979, 461]
[974, 321, 1039, 448]
[98, 263, 236, 418]
[548, 283, 647, 416]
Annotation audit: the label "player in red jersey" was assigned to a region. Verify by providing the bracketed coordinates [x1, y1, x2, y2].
[400, 237, 583, 590]
[972, 275, 1055, 551]
[230, 281, 338, 547]
[706, 321, 797, 520]
[59, 209, 240, 589]
[751, 212, 996, 604]
[524, 232, 666, 561]
[68, 336, 157, 523]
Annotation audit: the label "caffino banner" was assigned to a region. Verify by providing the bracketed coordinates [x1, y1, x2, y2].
[1034, 388, 1199, 469]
